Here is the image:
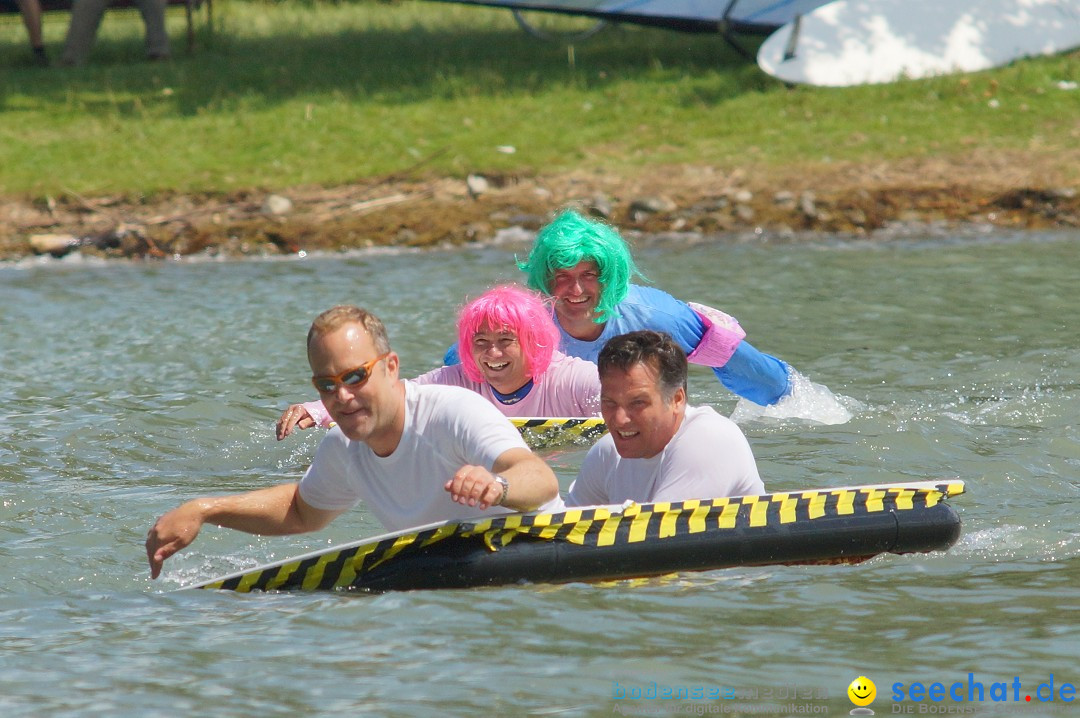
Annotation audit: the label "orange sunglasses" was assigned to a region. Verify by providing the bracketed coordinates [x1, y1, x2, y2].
[311, 352, 390, 394]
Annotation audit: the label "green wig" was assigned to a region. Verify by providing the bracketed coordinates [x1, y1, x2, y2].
[518, 210, 642, 324]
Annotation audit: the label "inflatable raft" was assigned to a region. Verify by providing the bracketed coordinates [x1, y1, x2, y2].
[332, 417, 604, 449]
[188, 480, 964, 593]
[511, 417, 606, 448]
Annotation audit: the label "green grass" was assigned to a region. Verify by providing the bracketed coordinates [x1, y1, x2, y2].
[1, 0, 1078, 198]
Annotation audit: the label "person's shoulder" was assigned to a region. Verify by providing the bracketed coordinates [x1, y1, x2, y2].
[411, 381, 505, 424]
[661, 406, 747, 471]
[681, 404, 743, 435]
[549, 351, 599, 374]
[675, 406, 752, 456]
[315, 425, 353, 453]
[684, 403, 728, 422]
[619, 285, 691, 324]
[584, 431, 618, 463]
[626, 284, 678, 304]
[410, 362, 474, 389]
[411, 381, 486, 405]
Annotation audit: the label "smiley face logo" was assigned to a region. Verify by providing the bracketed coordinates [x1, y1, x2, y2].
[847, 676, 876, 707]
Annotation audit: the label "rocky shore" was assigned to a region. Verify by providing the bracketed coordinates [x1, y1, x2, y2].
[3, 152, 1078, 261]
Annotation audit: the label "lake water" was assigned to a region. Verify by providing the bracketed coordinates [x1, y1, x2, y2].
[1, 229, 1078, 717]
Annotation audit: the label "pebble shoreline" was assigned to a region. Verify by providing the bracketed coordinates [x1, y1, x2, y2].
[3, 164, 1078, 261]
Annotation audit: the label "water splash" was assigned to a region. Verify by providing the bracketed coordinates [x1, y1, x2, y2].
[729, 369, 858, 426]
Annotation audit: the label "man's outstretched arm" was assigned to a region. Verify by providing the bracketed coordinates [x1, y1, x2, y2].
[145, 482, 343, 579]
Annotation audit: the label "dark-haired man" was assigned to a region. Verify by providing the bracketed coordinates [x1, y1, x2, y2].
[566, 330, 764, 506]
[146, 305, 560, 579]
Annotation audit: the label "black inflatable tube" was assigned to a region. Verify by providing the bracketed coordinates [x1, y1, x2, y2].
[195, 483, 966, 593]
[350, 503, 961, 592]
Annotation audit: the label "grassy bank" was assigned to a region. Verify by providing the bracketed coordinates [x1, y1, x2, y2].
[2, 0, 1079, 200]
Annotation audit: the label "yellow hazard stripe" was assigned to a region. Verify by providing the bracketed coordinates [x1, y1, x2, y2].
[658, 504, 679, 538]
[836, 489, 856, 515]
[775, 494, 798, 524]
[564, 518, 592, 545]
[747, 496, 769, 527]
[865, 489, 885, 513]
[687, 501, 709, 534]
[300, 551, 340, 590]
[805, 491, 827, 519]
[628, 510, 652, 543]
[718, 500, 739, 529]
[264, 560, 304, 591]
[596, 513, 623, 547]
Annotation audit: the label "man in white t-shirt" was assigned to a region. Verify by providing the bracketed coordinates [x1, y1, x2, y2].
[566, 330, 764, 507]
[146, 305, 561, 579]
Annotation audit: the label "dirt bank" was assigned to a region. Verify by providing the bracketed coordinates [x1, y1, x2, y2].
[3, 150, 1078, 261]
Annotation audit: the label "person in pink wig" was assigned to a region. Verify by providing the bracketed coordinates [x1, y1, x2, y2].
[276, 285, 600, 439]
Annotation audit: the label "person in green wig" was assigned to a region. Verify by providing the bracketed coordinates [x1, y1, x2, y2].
[518, 209, 791, 406]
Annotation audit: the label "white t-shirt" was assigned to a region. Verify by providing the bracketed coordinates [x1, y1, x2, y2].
[411, 351, 601, 418]
[566, 405, 764, 506]
[299, 382, 553, 530]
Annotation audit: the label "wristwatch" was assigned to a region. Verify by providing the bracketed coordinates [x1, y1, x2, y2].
[492, 475, 510, 506]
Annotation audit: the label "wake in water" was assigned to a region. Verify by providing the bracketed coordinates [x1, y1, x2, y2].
[729, 369, 859, 426]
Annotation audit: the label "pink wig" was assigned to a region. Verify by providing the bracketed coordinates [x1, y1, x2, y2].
[457, 285, 561, 384]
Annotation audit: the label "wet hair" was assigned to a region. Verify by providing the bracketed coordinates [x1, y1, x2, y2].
[517, 209, 642, 324]
[597, 330, 687, 400]
[457, 285, 560, 384]
[307, 305, 391, 356]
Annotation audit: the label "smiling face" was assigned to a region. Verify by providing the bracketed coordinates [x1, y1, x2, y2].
[308, 321, 402, 453]
[550, 260, 604, 340]
[847, 677, 876, 707]
[469, 325, 529, 395]
[599, 360, 686, 460]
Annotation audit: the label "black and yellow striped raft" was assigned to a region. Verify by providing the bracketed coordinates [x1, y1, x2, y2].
[511, 417, 607, 448]
[335, 417, 605, 448]
[188, 480, 964, 593]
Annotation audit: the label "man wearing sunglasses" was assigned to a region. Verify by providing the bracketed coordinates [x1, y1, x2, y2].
[146, 305, 561, 580]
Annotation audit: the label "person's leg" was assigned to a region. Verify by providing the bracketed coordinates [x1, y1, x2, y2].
[16, 0, 44, 47]
[61, 0, 112, 65]
[16, 0, 48, 63]
[136, 0, 170, 59]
